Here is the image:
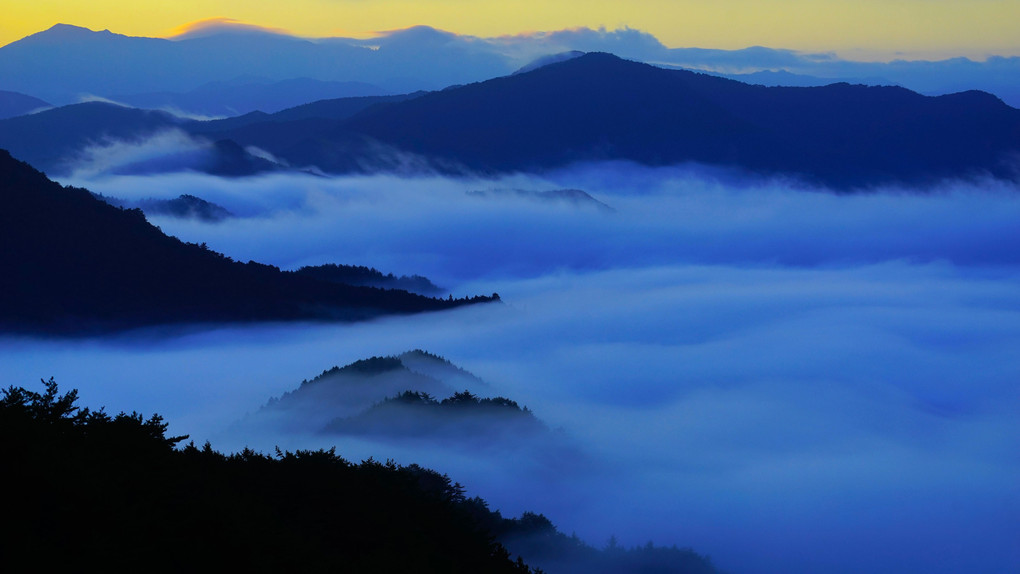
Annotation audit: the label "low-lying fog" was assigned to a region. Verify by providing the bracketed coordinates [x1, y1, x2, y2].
[3, 163, 1018, 574]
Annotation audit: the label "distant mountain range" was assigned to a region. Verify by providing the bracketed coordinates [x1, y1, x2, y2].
[0, 150, 498, 334]
[3, 53, 1018, 187]
[0, 23, 510, 108]
[337, 53, 1020, 186]
[1, 22, 1018, 114]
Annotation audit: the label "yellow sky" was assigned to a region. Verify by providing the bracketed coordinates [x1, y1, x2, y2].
[2, 0, 1019, 60]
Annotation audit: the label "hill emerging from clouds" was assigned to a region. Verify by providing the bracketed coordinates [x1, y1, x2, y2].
[0, 150, 498, 334]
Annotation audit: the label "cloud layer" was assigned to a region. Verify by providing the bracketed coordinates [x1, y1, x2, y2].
[4, 165, 1019, 573]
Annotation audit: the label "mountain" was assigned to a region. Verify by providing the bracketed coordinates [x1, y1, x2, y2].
[252, 351, 486, 432]
[0, 150, 498, 334]
[0, 24, 513, 109]
[0, 101, 183, 173]
[3, 22, 1018, 112]
[294, 264, 443, 296]
[0, 101, 282, 176]
[5, 378, 721, 574]
[0, 90, 50, 119]
[1, 379, 540, 573]
[323, 389, 547, 442]
[10, 53, 1017, 187]
[113, 76, 391, 117]
[0, 93, 428, 176]
[339, 53, 1020, 187]
[250, 350, 565, 451]
[513, 51, 585, 75]
[96, 193, 234, 222]
[185, 92, 428, 166]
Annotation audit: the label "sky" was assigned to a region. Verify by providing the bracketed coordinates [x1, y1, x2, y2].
[2, 0, 1020, 60]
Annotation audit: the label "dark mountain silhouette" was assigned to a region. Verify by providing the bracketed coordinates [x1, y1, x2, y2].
[513, 50, 586, 75]
[251, 351, 484, 432]
[9, 53, 1015, 186]
[0, 101, 182, 173]
[268, 92, 427, 123]
[339, 52, 1020, 187]
[96, 193, 234, 222]
[186, 92, 429, 170]
[0, 379, 537, 573]
[397, 349, 488, 389]
[323, 389, 547, 443]
[0, 150, 498, 334]
[250, 351, 571, 454]
[294, 263, 443, 295]
[3, 378, 721, 573]
[496, 512, 722, 574]
[0, 90, 50, 119]
[0, 102, 282, 176]
[113, 76, 390, 117]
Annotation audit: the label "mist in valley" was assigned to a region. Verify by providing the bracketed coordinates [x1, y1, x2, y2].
[2, 161, 1018, 573]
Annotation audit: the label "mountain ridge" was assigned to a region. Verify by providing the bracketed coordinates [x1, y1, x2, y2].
[0, 150, 498, 334]
[337, 52, 1020, 187]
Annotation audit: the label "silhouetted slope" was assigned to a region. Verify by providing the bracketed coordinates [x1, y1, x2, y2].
[0, 380, 536, 573]
[0, 101, 182, 173]
[295, 263, 442, 295]
[324, 390, 546, 441]
[0, 90, 50, 119]
[97, 193, 234, 222]
[4, 379, 721, 573]
[252, 352, 565, 453]
[342, 52, 1020, 187]
[398, 349, 487, 389]
[0, 102, 282, 176]
[114, 77, 390, 117]
[0, 150, 497, 334]
[250, 351, 490, 434]
[255, 356, 455, 432]
[497, 513, 722, 574]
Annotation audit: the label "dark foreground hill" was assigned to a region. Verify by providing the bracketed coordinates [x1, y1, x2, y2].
[1, 378, 722, 573]
[0, 150, 498, 334]
[338, 52, 1020, 187]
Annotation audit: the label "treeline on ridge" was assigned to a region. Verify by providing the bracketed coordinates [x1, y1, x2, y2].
[1, 379, 721, 574]
[0, 149, 497, 334]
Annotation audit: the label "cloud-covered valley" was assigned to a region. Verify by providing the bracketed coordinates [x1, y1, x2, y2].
[3, 165, 1018, 574]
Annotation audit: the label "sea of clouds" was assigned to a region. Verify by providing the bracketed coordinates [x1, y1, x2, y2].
[2, 163, 1017, 574]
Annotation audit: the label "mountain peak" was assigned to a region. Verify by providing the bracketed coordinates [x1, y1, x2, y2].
[42, 23, 114, 39]
[513, 50, 586, 75]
